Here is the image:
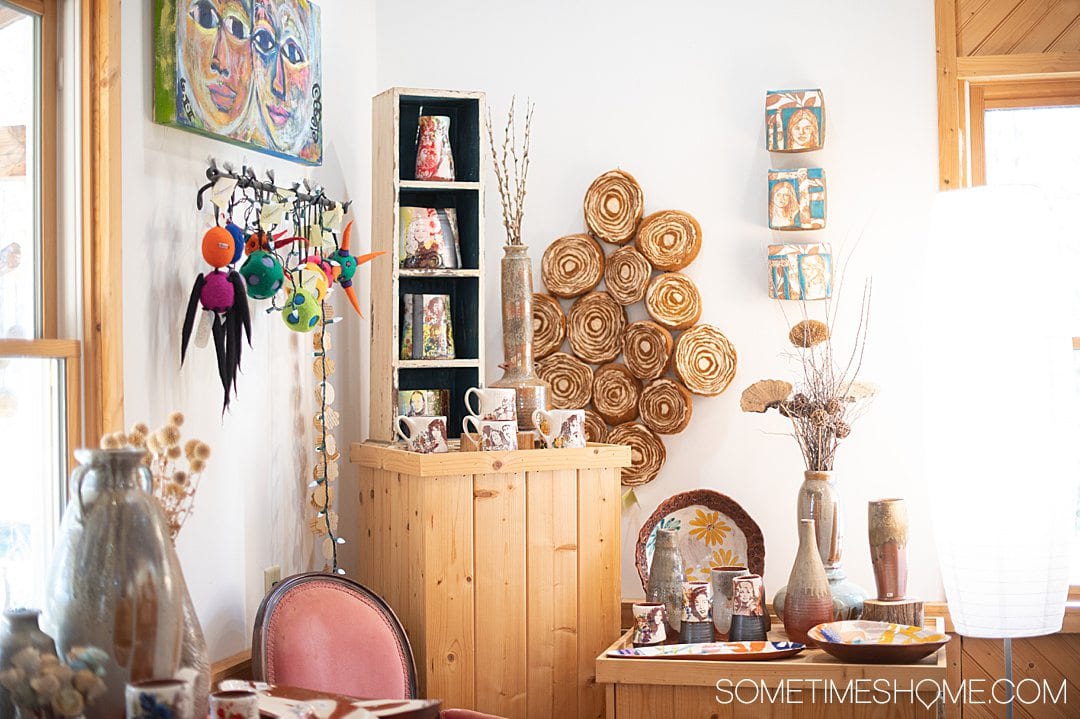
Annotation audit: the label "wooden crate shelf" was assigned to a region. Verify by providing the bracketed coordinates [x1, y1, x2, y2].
[351, 441, 631, 719]
[369, 88, 486, 440]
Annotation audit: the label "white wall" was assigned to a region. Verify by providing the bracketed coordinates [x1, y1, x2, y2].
[373, 0, 943, 602]
[121, 0, 376, 660]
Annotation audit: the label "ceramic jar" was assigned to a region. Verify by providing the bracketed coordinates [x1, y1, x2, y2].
[0, 610, 58, 719]
[679, 582, 713, 644]
[782, 519, 835, 645]
[710, 566, 749, 641]
[415, 115, 455, 181]
[645, 529, 685, 634]
[631, 603, 667, 647]
[728, 574, 768, 642]
[868, 498, 909, 601]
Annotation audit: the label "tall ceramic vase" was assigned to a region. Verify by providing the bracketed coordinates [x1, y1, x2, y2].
[773, 470, 868, 620]
[44, 449, 191, 719]
[868, 498, 909, 600]
[781, 519, 834, 645]
[0, 610, 58, 719]
[489, 244, 550, 430]
[645, 529, 685, 634]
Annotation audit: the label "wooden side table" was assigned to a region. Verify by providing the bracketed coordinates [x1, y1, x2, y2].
[596, 625, 948, 719]
[351, 441, 631, 719]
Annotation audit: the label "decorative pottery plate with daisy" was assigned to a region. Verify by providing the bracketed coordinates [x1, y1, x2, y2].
[808, 621, 951, 664]
[608, 641, 805, 661]
[635, 489, 766, 589]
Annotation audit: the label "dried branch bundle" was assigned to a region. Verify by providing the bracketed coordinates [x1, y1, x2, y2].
[486, 96, 534, 246]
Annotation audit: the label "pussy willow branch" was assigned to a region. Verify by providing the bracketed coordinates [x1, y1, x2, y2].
[486, 96, 534, 245]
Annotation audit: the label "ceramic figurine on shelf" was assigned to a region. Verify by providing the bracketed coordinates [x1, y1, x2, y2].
[415, 116, 455, 181]
[728, 574, 768, 642]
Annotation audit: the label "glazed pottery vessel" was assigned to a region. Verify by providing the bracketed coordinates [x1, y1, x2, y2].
[208, 690, 258, 719]
[415, 115, 455, 181]
[782, 519, 834, 645]
[728, 574, 767, 642]
[394, 415, 450, 453]
[631, 603, 667, 647]
[490, 245, 550, 430]
[125, 679, 191, 719]
[0, 610, 58, 719]
[645, 529, 685, 633]
[868, 498, 909, 600]
[709, 566, 749, 640]
[808, 620, 950, 664]
[45, 449, 187, 719]
[533, 408, 586, 449]
[680, 582, 713, 643]
[774, 470, 867, 621]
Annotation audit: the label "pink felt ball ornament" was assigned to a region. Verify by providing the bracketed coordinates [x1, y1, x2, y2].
[200, 270, 235, 312]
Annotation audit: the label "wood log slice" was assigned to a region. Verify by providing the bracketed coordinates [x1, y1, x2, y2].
[604, 245, 652, 305]
[583, 169, 644, 245]
[639, 377, 694, 435]
[535, 352, 593, 409]
[583, 409, 609, 444]
[592, 363, 642, 425]
[608, 422, 666, 487]
[622, 321, 673, 381]
[532, 293, 566, 359]
[645, 272, 702, 330]
[541, 233, 605, 298]
[636, 210, 702, 271]
[567, 291, 627, 364]
[673, 324, 738, 396]
[861, 598, 924, 627]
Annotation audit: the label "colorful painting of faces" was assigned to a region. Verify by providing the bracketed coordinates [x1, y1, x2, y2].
[767, 168, 826, 230]
[765, 89, 824, 152]
[154, 0, 323, 165]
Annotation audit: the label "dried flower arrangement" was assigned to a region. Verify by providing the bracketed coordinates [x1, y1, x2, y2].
[486, 96, 534, 246]
[741, 285, 876, 471]
[0, 646, 108, 718]
[100, 412, 211, 540]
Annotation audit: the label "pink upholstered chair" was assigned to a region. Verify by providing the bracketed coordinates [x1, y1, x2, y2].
[252, 572, 417, 700]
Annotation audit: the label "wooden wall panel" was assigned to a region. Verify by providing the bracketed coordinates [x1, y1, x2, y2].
[955, 0, 1080, 55]
[961, 635, 1080, 719]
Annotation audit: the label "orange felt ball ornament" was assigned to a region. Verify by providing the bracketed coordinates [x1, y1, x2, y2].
[202, 226, 236, 268]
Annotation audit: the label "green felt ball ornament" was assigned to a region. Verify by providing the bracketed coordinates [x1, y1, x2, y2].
[240, 251, 285, 300]
[283, 286, 320, 332]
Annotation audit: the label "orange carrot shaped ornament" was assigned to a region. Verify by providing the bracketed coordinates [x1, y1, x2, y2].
[332, 221, 384, 317]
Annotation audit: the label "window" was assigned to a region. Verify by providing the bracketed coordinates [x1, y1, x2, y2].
[0, 0, 78, 610]
[969, 79, 1080, 586]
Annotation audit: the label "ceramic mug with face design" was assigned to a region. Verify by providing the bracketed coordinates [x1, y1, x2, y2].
[463, 417, 518, 451]
[682, 581, 713, 623]
[464, 387, 516, 422]
[209, 690, 259, 719]
[532, 409, 586, 449]
[631, 602, 667, 646]
[395, 415, 449, 454]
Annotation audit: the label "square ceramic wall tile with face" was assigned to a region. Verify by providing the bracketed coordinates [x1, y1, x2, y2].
[768, 168, 827, 230]
[766, 89, 825, 152]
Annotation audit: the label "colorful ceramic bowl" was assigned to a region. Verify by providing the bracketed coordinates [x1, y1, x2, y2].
[808, 620, 950, 664]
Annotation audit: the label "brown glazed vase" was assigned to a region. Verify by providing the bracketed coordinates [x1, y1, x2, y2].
[868, 498, 909, 601]
[782, 519, 834, 646]
[489, 244, 550, 430]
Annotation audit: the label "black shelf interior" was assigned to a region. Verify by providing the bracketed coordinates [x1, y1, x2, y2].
[398, 95, 481, 183]
[398, 366, 479, 439]
[398, 275, 480, 361]
[398, 189, 480, 270]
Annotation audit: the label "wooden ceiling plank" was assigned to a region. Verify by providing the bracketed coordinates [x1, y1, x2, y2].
[959, 0, 995, 31]
[977, 0, 1060, 54]
[959, 0, 1025, 55]
[1016, 1, 1080, 52]
[1047, 11, 1080, 50]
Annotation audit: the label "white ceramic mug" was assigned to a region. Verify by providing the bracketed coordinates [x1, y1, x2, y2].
[394, 415, 449, 453]
[532, 408, 586, 449]
[209, 690, 259, 719]
[126, 679, 191, 719]
[463, 416, 518, 451]
[464, 387, 517, 421]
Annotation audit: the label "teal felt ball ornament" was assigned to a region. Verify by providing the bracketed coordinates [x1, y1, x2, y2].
[240, 251, 284, 300]
[282, 287, 320, 332]
[335, 249, 358, 284]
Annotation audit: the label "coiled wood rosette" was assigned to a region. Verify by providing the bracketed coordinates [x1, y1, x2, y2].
[536, 352, 593, 409]
[567, 291, 627, 364]
[645, 272, 702, 330]
[636, 210, 702, 271]
[622, 321, 673, 380]
[592, 363, 642, 425]
[583, 169, 644, 245]
[673, 324, 737, 396]
[608, 422, 666, 487]
[639, 377, 694, 434]
[583, 409, 608, 444]
[604, 245, 652, 305]
[532, 293, 566, 359]
[541, 233, 605, 298]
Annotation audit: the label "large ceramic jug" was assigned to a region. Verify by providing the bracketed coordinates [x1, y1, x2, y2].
[44, 449, 186, 719]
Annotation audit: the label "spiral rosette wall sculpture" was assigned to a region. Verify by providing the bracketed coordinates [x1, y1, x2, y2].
[673, 324, 738, 396]
[584, 169, 644, 245]
[531, 293, 566, 359]
[604, 245, 652, 305]
[623, 320, 673, 381]
[636, 210, 702, 271]
[583, 410, 609, 444]
[645, 272, 702, 330]
[608, 422, 667, 486]
[567, 291, 627, 364]
[592, 363, 642, 425]
[541, 233, 606, 298]
[536, 351, 594, 410]
[639, 377, 694, 435]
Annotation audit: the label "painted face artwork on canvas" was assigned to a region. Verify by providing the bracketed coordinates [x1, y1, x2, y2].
[765, 89, 825, 152]
[768, 168, 826, 230]
[154, 0, 323, 165]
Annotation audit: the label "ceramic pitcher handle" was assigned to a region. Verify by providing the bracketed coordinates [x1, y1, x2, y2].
[137, 464, 153, 494]
[72, 464, 90, 519]
[464, 387, 480, 417]
[394, 415, 412, 442]
[462, 415, 479, 437]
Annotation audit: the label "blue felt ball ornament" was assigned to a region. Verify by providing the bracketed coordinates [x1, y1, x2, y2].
[240, 250, 285, 300]
[282, 286, 320, 332]
[225, 222, 245, 264]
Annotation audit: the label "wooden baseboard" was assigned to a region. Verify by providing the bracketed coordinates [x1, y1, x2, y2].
[210, 650, 252, 686]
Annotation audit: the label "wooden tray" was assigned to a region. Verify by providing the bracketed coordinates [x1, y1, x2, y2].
[608, 640, 805, 661]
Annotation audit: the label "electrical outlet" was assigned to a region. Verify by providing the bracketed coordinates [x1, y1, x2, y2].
[263, 565, 281, 595]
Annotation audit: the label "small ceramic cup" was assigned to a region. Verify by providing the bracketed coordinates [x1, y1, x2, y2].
[464, 387, 517, 421]
[394, 415, 450, 453]
[532, 408, 586, 449]
[209, 690, 259, 719]
[463, 416, 518, 451]
[631, 602, 667, 646]
[728, 574, 768, 642]
[126, 679, 191, 719]
[710, 565, 750, 640]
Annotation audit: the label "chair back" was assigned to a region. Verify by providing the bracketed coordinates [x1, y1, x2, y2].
[252, 572, 417, 699]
